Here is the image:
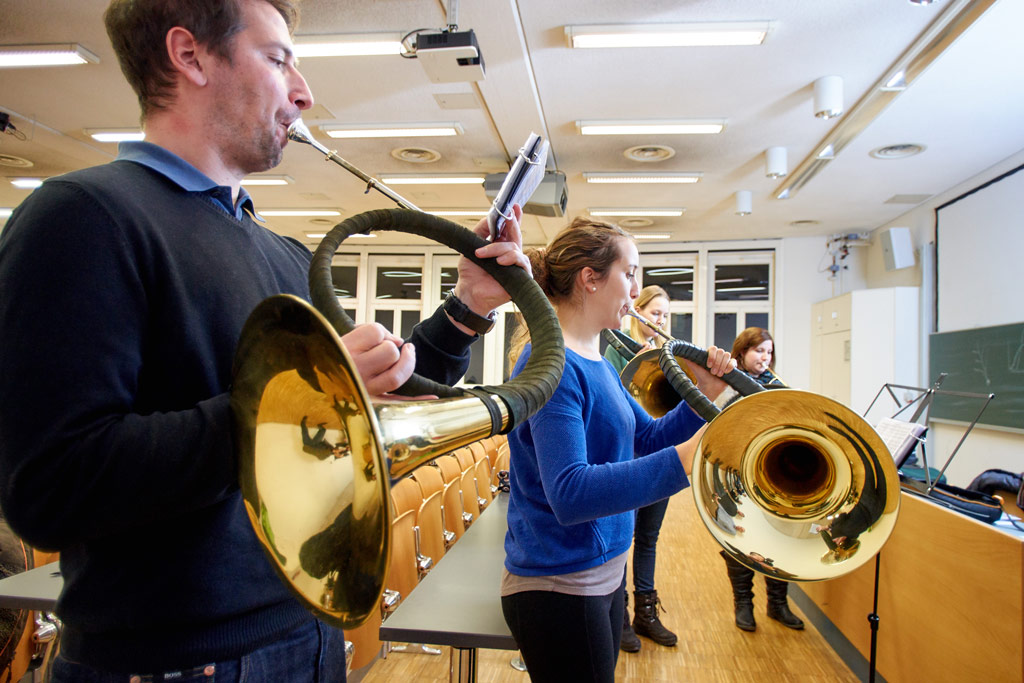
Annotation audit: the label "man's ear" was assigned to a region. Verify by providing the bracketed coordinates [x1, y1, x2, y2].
[166, 26, 207, 87]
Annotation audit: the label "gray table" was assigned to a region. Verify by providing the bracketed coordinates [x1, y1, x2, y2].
[379, 492, 516, 682]
[0, 562, 61, 611]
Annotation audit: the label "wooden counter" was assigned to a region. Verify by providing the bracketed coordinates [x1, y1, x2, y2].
[798, 490, 1023, 682]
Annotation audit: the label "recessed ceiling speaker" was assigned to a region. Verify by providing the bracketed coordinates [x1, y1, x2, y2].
[880, 227, 915, 271]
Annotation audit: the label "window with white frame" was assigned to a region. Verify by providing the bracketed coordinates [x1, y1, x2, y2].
[639, 254, 698, 344]
[368, 254, 425, 339]
[706, 251, 774, 352]
[329, 253, 362, 321]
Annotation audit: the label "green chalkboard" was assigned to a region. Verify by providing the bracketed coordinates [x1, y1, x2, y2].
[928, 322, 1024, 430]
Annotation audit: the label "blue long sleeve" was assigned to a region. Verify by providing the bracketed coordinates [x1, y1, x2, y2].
[504, 346, 702, 577]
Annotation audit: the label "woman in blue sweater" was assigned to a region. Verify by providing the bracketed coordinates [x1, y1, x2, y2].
[501, 218, 734, 682]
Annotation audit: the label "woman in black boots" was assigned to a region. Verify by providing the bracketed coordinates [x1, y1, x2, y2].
[717, 328, 805, 632]
[602, 285, 680, 651]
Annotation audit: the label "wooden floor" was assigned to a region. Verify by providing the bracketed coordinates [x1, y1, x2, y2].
[357, 491, 858, 682]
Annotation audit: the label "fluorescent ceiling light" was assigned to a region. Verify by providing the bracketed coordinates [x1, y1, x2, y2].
[425, 209, 489, 217]
[583, 172, 702, 184]
[11, 178, 44, 189]
[648, 267, 692, 275]
[306, 232, 328, 239]
[260, 209, 341, 217]
[321, 123, 463, 139]
[241, 175, 293, 186]
[379, 175, 484, 185]
[566, 22, 769, 49]
[0, 43, 100, 68]
[85, 129, 145, 143]
[577, 120, 725, 135]
[0, 208, 13, 219]
[294, 33, 404, 57]
[631, 233, 672, 240]
[718, 286, 766, 292]
[589, 208, 684, 217]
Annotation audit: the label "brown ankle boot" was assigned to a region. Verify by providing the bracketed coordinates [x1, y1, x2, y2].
[632, 590, 677, 647]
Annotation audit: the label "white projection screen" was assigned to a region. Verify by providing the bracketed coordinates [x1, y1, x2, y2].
[935, 165, 1024, 333]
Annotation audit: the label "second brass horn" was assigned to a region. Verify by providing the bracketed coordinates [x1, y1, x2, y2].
[231, 140, 565, 629]
[655, 339, 900, 581]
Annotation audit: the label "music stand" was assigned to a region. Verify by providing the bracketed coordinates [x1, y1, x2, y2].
[860, 374, 994, 682]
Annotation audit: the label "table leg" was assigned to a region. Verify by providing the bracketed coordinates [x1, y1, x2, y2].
[449, 647, 477, 683]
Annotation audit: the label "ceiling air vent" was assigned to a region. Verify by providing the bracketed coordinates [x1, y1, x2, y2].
[869, 144, 925, 160]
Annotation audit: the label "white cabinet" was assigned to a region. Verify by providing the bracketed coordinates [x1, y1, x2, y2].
[809, 288, 919, 413]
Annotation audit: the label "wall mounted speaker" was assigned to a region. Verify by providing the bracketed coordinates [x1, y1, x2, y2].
[881, 227, 915, 271]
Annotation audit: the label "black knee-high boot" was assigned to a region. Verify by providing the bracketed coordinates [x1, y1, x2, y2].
[765, 577, 805, 629]
[721, 551, 755, 631]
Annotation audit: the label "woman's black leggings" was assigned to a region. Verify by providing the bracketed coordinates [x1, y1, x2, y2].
[501, 587, 623, 683]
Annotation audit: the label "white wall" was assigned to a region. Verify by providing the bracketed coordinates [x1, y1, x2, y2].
[862, 147, 1024, 486]
[776, 236, 835, 391]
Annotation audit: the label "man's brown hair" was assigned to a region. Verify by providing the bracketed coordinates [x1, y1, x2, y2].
[104, 0, 299, 116]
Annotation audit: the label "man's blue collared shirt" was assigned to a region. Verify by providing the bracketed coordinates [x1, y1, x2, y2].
[116, 141, 260, 221]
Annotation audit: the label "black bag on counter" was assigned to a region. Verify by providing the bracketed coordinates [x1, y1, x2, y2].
[900, 472, 1003, 524]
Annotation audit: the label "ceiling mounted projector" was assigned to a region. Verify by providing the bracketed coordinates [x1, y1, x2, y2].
[415, 30, 485, 83]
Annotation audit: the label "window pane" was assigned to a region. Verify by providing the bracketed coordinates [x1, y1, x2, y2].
[343, 308, 356, 321]
[714, 313, 737, 351]
[747, 312, 769, 331]
[331, 265, 358, 299]
[375, 267, 422, 300]
[399, 310, 421, 340]
[463, 336, 485, 385]
[374, 309, 393, 332]
[642, 266, 693, 302]
[438, 267, 459, 299]
[714, 264, 770, 301]
[670, 313, 693, 343]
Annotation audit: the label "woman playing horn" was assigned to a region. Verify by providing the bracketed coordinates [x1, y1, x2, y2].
[501, 218, 734, 683]
[602, 285, 679, 651]
[717, 327, 805, 632]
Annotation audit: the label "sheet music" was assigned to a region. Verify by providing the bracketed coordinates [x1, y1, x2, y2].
[875, 417, 927, 463]
[487, 132, 549, 240]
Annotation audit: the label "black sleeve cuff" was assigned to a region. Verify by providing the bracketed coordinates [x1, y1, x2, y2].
[408, 305, 476, 385]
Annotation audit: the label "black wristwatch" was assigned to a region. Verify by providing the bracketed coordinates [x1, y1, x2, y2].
[443, 290, 496, 335]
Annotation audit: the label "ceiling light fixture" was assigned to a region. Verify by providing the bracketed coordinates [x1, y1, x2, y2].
[379, 174, 484, 185]
[85, 129, 145, 143]
[765, 147, 787, 178]
[583, 172, 702, 184]
[293, 33, 405, 57]
[813, 76, 844, 119]
[631, 233, 672, 240]
[881, 70, 908, 91]
[0, 43, 100, 68]
[565, 22, 769, 49]
[241, 175, 294, 186]
[259, 209, 342, 217]
[424, 209, 489, 217]
[589, 208, 684, 217]
[735, 190, 753, 216]
[776, 1, 991, 201]
[321, 123, 463, 139]
[10, 178, 44, 189]
[0, 208, 13, 219]
[577, 120, 725, 135]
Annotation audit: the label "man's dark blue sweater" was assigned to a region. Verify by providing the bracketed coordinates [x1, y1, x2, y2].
[0, 158, 473, 671]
